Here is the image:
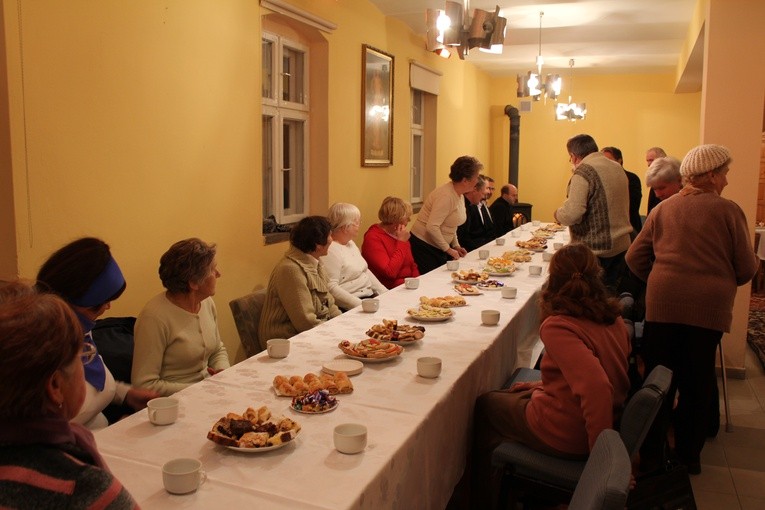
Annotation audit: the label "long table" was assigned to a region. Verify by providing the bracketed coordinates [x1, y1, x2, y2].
[94, 225, 567, 509]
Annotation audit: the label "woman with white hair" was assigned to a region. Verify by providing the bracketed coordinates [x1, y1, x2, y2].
[323, 203, 387, 310]
[626, 144, 758, 474]
[645, 156, 683, 206]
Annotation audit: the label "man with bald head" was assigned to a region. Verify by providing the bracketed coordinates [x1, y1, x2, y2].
[489, 183, 519, 237]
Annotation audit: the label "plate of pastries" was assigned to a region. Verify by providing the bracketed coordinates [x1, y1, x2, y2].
[273, 372, 353, 397]
[366, 319, 425, 344]
[453, 283, 482, 295]
[418, 295, 467, 307]
[406, 304, 454, 322]
[338, 339, 404, 361]
[451, 269, 489, 284]
[515, 238, 547, 251]
[502, 250, 533, 263]
[207, 406, 301, 452]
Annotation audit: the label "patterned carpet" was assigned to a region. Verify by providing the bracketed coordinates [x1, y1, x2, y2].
[748, 294, 765, 371]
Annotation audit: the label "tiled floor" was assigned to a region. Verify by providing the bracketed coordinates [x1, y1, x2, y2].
[693, 348, 765, 509]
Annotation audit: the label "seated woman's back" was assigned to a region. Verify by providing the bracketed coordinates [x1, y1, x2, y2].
[527, 314, 630, 455]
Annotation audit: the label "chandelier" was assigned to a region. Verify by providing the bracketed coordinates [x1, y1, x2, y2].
[556, 59, 587, 121]
[516, 11, 561, 101]
[426, 1, 507, 60]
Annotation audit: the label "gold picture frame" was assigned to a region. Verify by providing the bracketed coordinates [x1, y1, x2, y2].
[361, 45, 394, 167]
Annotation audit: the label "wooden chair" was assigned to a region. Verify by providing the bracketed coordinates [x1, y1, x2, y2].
[229, 289, 267, 357]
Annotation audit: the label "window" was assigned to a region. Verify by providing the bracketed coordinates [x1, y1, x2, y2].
[411, 89, 424, 204]
[262, 32, 309, 225]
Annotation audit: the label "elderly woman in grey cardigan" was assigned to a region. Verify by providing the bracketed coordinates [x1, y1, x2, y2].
[259, 216, 341, 341]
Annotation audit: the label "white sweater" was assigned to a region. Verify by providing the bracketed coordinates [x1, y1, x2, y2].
[322, 240, 387, 310]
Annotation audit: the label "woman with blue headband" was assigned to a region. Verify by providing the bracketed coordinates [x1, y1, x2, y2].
[36, 237, 160, 430]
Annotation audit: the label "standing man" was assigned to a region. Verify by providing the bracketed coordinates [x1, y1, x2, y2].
[602, 146, 642, 238]
[489, 183, 519, 237]
[457, 177, 495, 251]
[645, 146, 667, 215]
[554, 134, 632, 291]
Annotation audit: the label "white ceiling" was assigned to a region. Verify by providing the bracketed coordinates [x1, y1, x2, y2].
[367, 0, 698, 77]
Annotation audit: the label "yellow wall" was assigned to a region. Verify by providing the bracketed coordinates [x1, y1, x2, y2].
[2, 0, 491, 363]
[488, 73, 702, 221]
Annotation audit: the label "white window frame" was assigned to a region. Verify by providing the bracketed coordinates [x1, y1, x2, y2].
[410, 89, 425, 204]
[262, 32, 310, 225]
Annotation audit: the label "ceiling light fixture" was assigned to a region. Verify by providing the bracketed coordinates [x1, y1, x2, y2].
[516, 11, 561, 101]
[426, 1, 506, 60]
[556, 59, 587, 121]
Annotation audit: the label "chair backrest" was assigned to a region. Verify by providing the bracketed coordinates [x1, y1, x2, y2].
[91, 317, 137, 384]
[569, 429, 631, 510]
[619, 364, 673, 459]
[229, 289, 267, 357]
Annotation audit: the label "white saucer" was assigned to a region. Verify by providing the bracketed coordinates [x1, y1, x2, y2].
[322, 359, 364, 376]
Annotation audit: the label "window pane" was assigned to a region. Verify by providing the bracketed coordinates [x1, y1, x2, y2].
[262, 39, 273, 100]
[412, 90, 423, 125]
[262, 116, 274, 218]
[412, 133, 423, 200]
[282, 119, 305, 216]
[282, 46, 305, 104]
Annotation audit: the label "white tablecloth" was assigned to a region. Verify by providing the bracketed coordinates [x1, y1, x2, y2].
[95, 224, 567, 509]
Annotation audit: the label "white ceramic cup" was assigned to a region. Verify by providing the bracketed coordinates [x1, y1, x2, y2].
[147, 397, 179, 426]
[532, 220, 541, 226]
[446, 260, 460, 271]
[478, 249, 490, 260]
[542, 252, 553, 262]
[361, 298, 379, 313]
[481, 309, 500, 326]
[162, 458, 206, 494]
[495, 238, 506, 246]
[334, 423, 368, 454]
[405, 277, 419, 289]
[529, 265, 543, 276]
[501, 287, 518, 299]
[510, 230, 520, 238]
[417, 357, 442, 378]
[266, 338, 290, 358]
[553, 242, 564, 250]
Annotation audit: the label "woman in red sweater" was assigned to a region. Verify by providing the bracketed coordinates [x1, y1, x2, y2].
[361, 196, 420, 289]
[472, 243, 631, 507]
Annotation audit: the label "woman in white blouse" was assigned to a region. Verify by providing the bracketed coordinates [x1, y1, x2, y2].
[323, 203, 387, 311]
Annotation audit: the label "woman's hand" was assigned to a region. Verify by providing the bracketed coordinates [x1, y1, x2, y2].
[125, 387, 161, 411]
[456, 247, 468, 257]
[207, 367, 225, 376]
[446, 248, 460, 260]
[394, 224, 411, 242]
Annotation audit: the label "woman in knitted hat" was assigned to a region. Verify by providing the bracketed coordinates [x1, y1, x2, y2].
[36, 238, 160, 430]
[626, 144, 758, 474]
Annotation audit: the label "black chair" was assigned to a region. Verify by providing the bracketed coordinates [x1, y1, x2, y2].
[492, 365, 673, 506]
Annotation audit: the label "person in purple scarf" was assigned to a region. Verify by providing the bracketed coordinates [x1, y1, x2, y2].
[0, 282, 137, 508]
[36, 237, 159, 429]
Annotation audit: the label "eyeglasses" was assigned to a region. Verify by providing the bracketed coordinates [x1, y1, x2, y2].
[81, 342, 98, 365]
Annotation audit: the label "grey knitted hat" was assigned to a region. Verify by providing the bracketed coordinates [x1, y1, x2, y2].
[680, 144, 731, 177]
